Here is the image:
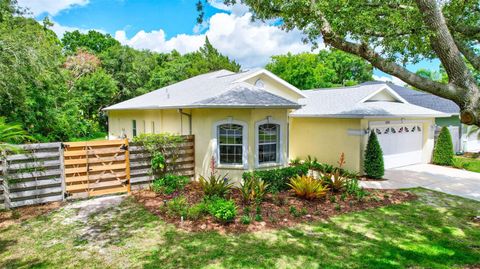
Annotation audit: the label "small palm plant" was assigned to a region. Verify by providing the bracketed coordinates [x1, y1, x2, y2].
[0, 117, 31, 154]
[288, 175, 328, 200]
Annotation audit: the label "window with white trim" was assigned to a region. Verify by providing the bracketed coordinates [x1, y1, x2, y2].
[258, 123, 280, 164]
[217, 124, 244, 165]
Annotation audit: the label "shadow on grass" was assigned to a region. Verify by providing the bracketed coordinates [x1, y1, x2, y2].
[143, 190, 480, 269]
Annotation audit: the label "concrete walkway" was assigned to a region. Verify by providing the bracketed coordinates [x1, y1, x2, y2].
[360, 164, 480, 201]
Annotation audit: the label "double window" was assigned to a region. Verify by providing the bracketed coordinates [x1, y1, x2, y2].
[215, 118, 283, 168]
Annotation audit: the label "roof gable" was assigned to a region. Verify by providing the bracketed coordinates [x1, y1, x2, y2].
[360, 86, 408, 104]
[234, 69, 307, 100]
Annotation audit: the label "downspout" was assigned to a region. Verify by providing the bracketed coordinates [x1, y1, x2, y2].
[286, 109, 290, 165]
[178, 109, 192, 135]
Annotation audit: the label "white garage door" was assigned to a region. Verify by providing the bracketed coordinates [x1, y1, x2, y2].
[371, 123, 423, 169]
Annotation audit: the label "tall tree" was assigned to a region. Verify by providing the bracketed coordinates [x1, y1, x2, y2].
[62, 30, 120, 54]
[198, 0, 480, 126]
[266, 50, 372, 89]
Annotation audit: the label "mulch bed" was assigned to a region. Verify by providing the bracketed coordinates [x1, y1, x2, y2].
[133, 182, 417, 233]
[0, 201, 63, 229]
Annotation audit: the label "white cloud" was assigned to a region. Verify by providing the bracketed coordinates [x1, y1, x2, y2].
[116, 12, 318, 68]
[17, 0, 89, 16]
[373, 74, 406, 86]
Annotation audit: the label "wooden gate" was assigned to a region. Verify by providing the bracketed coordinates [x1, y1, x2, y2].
[63, 139, 130, 198]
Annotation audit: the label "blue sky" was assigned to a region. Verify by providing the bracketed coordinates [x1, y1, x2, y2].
[49, 0, 218, 39]
[18, 0, 439, 84]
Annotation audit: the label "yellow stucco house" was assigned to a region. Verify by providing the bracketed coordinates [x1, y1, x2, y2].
[104, 69, 449, 180]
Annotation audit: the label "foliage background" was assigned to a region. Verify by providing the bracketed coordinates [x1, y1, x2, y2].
[0, 1, 373, 142]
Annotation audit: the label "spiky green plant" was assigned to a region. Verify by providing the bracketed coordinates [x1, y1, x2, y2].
[199, 173, 234, 198]
[288, 175, 328, 200]
[239, 176, 269, 204]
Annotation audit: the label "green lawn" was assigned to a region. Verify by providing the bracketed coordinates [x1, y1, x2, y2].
[1, 188, 479, 268]
[453, 156, 480, 173]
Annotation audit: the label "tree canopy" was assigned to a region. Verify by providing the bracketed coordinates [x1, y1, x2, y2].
[0, 0, 240, 142]
[199, 0, 480, 126]
[265, 50, 373, 89]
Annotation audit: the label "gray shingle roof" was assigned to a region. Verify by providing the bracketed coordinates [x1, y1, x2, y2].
[193, 84, 301, 108]
[104, 68, 301, 110]
[291, 83, 449, 118]
[360, 81, 460, 114]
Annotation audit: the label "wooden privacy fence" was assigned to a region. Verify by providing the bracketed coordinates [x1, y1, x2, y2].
[63, 139, 130, 198]
[129, 135, 195, 190]
[0, 143, 64, 209]
[1, 135, 195, 208]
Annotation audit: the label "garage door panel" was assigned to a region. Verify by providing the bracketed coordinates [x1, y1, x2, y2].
[372, 123, 423, 168]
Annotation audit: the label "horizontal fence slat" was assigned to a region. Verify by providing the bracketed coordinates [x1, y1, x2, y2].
[66, 172, 127, 183]
[8, 178, 62, 190]
[90, 186, 128, 196]
[9, 186, 63, 199]
[9, 194, 64, 208]
[7, 160, 61, 171]
[8, 169, 62, 180]
[18, 143, 60, 151]
[7, 152, 60, 162]
[130, 175, 153, 184]
[64, 140, 125, 147]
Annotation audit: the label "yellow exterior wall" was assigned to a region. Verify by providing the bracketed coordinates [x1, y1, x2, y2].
[107, 109, 197, 139]
[108, 108, 290, 182]
[289, 118, 363, 172]
[290, 117, 436, 174]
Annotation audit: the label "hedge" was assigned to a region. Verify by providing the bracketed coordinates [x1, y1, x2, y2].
[242, 164, 309, 193]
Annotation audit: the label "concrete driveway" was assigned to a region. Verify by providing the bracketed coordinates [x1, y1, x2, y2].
[360, 164, 480, 201]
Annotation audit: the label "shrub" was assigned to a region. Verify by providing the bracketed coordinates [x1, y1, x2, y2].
[187, 203, 206, 221]
[166, 196, 188, 217]
[239, 176, 269, 204]
[364, 132, 384, 179]
[199, 173, 234, 198]
[288, 175, 328, 200]
[321, 153, 348, 192]
[433, 127, 454, 166]
[345, 178, 362, 195]
[242, 164, 309, 192]
[206, 197, 237, 223]
[240, 215, 251, 224]
[151, 173, 189, 194]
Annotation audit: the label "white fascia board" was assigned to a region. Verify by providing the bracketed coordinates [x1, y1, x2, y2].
[234, 69, 307, 98]
[359, 85, 409, 104]
[289, 113, 452, 118]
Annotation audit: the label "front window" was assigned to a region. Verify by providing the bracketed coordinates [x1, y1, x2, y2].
[258, 123, 279, 164]
[132, 120, 137, 137]
[218, 124, 243, 165]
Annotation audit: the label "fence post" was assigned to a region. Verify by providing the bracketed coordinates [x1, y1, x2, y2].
[1, 150, 11, 209]
[59, 143, 66, 201]
[125, 138, 131, 194]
